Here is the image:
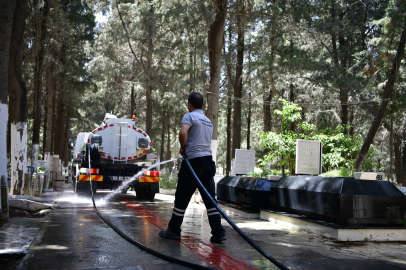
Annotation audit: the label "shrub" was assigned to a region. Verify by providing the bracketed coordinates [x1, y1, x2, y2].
[160, 172, 178, 190]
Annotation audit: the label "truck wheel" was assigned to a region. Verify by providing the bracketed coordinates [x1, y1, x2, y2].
[146, 190, 155, 201]
[76, 182, 92, 196]
[136, 187, 146, 199]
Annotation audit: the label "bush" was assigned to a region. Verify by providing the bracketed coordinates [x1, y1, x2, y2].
[246, 167, 290, 178]
[319, 167, 352, 177]
[160, 172, 178, 190]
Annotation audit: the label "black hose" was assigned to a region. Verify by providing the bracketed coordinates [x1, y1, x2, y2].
[87, 154, 213, 270]
[183, 153, 288, 270]
[90, 195, 213, 270]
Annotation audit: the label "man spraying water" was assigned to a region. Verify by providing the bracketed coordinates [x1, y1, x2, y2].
[159, 92, 226, 243]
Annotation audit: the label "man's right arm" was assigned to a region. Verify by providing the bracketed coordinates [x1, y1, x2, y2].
[179, 124, 190, 156]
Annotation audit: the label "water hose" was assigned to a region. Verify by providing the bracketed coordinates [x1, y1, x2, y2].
[183, 153, 288, 270]
[87, 151, 213, 270]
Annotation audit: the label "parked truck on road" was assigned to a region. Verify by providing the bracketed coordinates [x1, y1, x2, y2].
[71, 114, 159, 200]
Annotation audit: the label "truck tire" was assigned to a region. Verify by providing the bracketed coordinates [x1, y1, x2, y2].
[136, 187, 146, 199]
[76, 182, 92, 196]
[146, 189, 155, 201]
[137, 186, 155, 201]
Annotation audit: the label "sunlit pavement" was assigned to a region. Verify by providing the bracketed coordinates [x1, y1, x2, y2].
[7, 184, 406, 270]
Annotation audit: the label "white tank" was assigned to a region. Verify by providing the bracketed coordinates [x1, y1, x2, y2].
[90, 115, 151, 162]
[74, 132, 92, 160]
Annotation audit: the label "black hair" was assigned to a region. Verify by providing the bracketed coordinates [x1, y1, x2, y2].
[188, 92, 203, 109]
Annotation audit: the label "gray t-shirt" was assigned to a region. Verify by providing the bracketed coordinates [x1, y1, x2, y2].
[181, 109, 212, 160]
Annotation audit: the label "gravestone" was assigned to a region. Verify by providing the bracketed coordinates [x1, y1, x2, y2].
[295, 139, 322, 175]
[233, 149, 255, 175]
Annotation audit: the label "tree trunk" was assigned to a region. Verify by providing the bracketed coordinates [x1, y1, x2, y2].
[130, 82, 135, 118]
[53, 78, 65, 157]
[166, 111, 171, 160]
[160, 108, 165, 162]
[402, 128, 406, 187]
[226, 94, 232, 175]
[145, 6, 154, 136]
[247, 92, 251, 150]
[61, 109, 70, 166]
[349, 109, 354, 136]
[340, 87, 349, 129]
[8, 0, 28, 195]
[394, 140, 401, 184]
[42, 102, 47, 157]
[32, 0, 49, 170]
[189, 50, 195, 92]
[263, 8, 276, 133]
[355, 20, 406, 171]
[0, 0, 15, 182]
[206, 0, 227, 163]
[232, 5, 244, 158]
[289, 83, 295, 132]
[45, 67, 55, 155]
[390, 117, 394, 181]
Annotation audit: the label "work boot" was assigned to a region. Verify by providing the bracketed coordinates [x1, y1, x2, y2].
[210, 235, 226, 243]
[159, 228, 181, 240]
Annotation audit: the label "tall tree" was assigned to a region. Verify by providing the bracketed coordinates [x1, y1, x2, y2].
[0, 0, 16, 193]
[206, 0, 227, 163]
[31, 0, 49, 169]
[9, 0, 29, 195]
[231, 0, 246, 158]
[355, 19, 406, 171]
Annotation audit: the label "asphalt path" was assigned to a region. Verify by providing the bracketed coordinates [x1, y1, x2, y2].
[5, 185, 406, 270]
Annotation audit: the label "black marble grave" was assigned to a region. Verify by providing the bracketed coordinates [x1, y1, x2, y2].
[270, 176, 406, 227]
[216, 176, 278, 209]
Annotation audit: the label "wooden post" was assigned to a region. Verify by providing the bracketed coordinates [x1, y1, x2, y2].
[30, 173, 37, 196]
[1, 175, 9, 220]
[23, 173, 30, 195]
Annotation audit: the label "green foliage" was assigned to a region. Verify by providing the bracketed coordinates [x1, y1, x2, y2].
[259, 99, 376, 175]
[159, 172, 178, 190]
[246, 168, 288, 178]
[258, 99, 303, 174]
[319, 167, 352, 178]
[37, 167, 47, 173]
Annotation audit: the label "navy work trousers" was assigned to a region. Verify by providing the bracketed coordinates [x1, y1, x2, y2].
[167, 156, 225, 238]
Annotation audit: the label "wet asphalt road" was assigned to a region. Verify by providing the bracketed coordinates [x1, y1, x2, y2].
[12, 186, 406, 270]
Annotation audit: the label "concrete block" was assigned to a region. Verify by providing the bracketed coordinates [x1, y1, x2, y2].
[9, 199, 55, 211]
[260, 210, 406, 241]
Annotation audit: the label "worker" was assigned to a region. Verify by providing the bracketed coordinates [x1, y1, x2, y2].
[159, 92, 226, 243]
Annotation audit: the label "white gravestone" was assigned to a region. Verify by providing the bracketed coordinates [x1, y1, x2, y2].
[295, 139, 322, 175]
[233, 149, 255, 175]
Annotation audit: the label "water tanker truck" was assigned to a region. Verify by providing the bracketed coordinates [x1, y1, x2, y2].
[72, 114, 159, 200]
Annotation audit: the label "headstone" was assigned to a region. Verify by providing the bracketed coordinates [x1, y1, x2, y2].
[295, 139, 322, 175]
[23, 173, 30, 195]
[233, 149, 255, 175]
[52, 155, 59, 173]
[37, 173, 44, 197]
[354, 172, 385, 181]
[1, 176, 9, 220]
[30, 173, 37, 196]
